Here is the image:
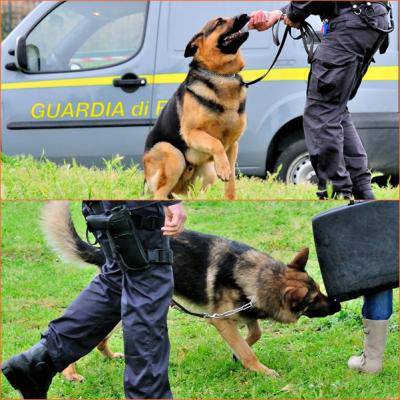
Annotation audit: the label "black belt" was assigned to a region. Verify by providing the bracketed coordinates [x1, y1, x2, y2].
[345, 2, 394, 34]
[339, 1, 389, 10]
[86, 201, 164, 231]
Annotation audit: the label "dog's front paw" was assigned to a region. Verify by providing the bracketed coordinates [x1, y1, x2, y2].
[214, 156, 231, 182]
[111, 352, 124, 359]
[260, 365, 279, 378]
[64, 372, 85, 382]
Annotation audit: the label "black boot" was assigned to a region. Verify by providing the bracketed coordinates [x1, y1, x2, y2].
[1, 341, 56, 399]
[333, 191, 353, 200]
[317, 190, 353, 200]
[353, 189, 376, 200]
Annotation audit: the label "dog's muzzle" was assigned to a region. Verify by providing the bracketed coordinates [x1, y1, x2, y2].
[219, 14, 250, 54]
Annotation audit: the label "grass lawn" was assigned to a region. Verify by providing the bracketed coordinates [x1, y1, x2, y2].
[1, 201, 398, 399]
[2, 155, 399, 200]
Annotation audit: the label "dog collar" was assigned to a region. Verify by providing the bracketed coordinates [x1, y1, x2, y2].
[195, 67, 239, 80]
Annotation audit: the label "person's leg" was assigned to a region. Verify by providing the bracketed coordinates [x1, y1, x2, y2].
[304, 21, 384, 198]
[304, 65, 354, 198]
[122, 264, 174, 399]
[43, 258, 123, 370]
[2, 236, 123, 398]
[348, 289, 393, 373]
[121, 207, 174, 399]
[341, 109, 375, 199]
[362, 289, 393, 321]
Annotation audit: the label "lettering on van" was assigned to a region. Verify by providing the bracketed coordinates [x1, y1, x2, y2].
[31, 100, 169, 120]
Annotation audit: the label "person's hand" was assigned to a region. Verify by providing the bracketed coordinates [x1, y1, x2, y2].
[283, 15, 301, 29]
[248, 10, 282, 32]
[162, 203, 187, 237]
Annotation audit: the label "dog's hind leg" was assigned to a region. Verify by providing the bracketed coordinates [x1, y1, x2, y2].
[62, 363, 85, 382]
[211, 319, 278, 377]
[225, 142, 238, 200]
[144, 142, 186, 199]
[195, 162, 217, 190]
[97, 337, 124, 359]
[246, 320, 262, 347]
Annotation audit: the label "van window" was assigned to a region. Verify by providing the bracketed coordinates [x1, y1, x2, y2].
[168, 2, 275, 53]
[25, 1, 148, 73]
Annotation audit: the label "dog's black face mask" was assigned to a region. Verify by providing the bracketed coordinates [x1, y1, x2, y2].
[217, 14, 250, 54]
[304, 295, 341, 318]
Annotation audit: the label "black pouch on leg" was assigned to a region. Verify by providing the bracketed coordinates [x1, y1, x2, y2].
[86, 206, 149, 271]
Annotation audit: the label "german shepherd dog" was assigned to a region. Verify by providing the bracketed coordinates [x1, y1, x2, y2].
[42, 202, 340, 381]
[144, 14, 250, 200]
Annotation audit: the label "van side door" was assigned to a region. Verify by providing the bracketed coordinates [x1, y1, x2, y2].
[2, 1, 160, 166]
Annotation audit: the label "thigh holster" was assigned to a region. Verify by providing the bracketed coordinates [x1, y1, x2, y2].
[86, 206, 173, 271]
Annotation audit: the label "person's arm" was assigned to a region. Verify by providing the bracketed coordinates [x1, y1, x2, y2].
[162, 203, 187, 237]
[284, 1, 314, 24]
[249, 10, 282, 31]
[249, 1, 316, 32]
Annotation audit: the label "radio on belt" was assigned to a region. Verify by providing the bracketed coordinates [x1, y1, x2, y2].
[312, 201, 399, 302]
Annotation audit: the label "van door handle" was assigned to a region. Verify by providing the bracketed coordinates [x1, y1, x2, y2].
[113, 73, 147, 93]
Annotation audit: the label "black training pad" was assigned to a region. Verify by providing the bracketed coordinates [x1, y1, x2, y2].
[313, 201, 399, 302]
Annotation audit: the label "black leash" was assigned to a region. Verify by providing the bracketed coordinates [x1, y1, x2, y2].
[171, 299, 208, 319]
[291, 21, 322, 64]
[244, 21, 290, 88]
[244, 19, 321, 88]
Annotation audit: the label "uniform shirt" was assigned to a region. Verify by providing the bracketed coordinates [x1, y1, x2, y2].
[281, 1, 348, 22]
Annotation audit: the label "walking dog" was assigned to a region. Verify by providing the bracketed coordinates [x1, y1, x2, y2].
[42, 202, 341, 381]
[144, 14, 250, 200]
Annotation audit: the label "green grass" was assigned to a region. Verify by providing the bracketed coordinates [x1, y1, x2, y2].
[1, 201, 398, 399]
[2, 155, 399, 200]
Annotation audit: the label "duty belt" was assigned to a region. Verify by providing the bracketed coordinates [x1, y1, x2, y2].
[349, 1, 394, 34]
[86, 201, 164, 231]
[85, 202, 172, 268]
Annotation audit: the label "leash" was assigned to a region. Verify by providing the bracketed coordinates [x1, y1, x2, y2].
[171, 298, 255, 320]
[244, 20, 289, 88]
[244, 17, 321, 88]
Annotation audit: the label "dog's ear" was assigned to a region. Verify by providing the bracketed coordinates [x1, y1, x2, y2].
[288, 248, 309, 271]
[184, 33, 203, 58]
[284, 286, 308, 308]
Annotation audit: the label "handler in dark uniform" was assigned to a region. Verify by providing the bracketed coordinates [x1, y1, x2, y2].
[250, 2, 393, 199]
[1, 201, 186, 399]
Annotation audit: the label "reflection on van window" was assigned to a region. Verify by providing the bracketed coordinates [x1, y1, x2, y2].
[25, 1, 148, 72]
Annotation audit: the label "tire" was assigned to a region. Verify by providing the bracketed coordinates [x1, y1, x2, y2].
[275, 139, 317, 185]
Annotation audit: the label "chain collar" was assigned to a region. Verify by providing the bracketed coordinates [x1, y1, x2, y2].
[194, 67, 240, 81]
[172, 297, 255, 320]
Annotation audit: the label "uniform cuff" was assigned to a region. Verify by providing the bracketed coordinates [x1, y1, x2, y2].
[287, 10, 306, 23]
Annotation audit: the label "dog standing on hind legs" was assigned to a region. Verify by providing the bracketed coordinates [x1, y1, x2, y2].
[144, 14, 251, 200]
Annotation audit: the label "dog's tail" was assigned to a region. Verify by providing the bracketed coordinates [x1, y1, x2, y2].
[41, 201, 105, 268]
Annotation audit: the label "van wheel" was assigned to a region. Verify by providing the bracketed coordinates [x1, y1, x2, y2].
[275, 140, 317, 185]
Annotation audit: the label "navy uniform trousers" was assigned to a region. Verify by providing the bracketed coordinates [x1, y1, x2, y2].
[42, 202, 174, 398]
[304, 5, 389, 196]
